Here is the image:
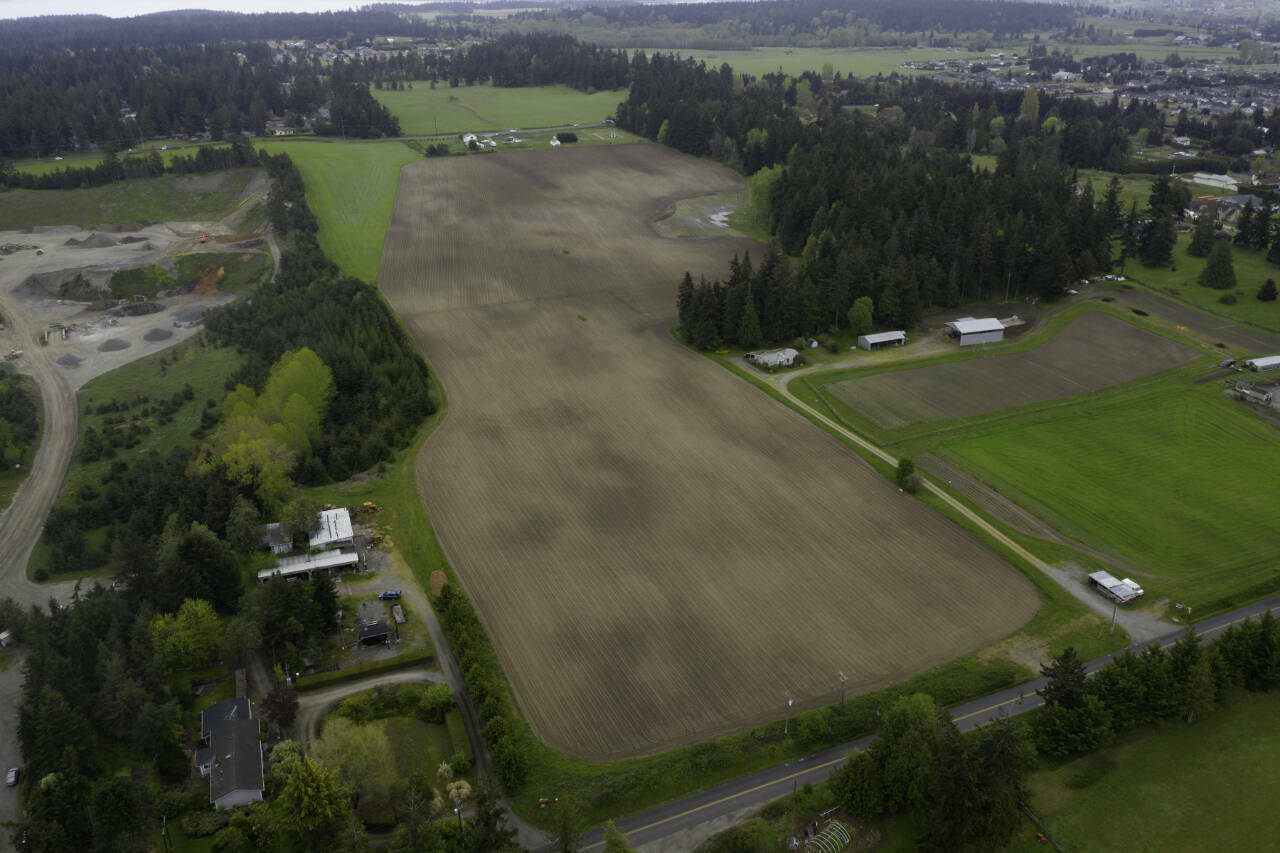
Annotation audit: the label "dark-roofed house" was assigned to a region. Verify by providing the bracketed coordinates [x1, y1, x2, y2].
[199, 698, 264, 810]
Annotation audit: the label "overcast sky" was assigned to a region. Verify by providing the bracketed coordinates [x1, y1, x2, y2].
[0, 1, 364, 19]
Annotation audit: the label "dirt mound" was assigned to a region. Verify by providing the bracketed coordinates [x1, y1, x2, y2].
[0, 243, 37, 255]
[119, 236, 148, 245]
[144, 328, 174, 342]
[17, 268, 109, 301]
[112, 302, 162, 317]
[64, 233, 117, 249]
[193, 263, 224, 297]
[56, 354, 83, 367]
[97, 338, 131, 352]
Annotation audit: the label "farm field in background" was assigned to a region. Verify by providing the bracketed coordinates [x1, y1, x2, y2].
[258, 139, 419, 283]
[0, 169, 254, 230]
[372, 83, 625, 136]
[638, 46, 962, 78]
[1009, 690, 1280, 852]
[940, 387, 1280, 589]
[378, 144, 1038, 759]
[827, 311, 1198, 430]
[1129, 232, 1280, 334]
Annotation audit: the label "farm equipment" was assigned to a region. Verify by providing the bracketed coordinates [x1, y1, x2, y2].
[198, 233, 208, 244]
[3, 349, 20, 361]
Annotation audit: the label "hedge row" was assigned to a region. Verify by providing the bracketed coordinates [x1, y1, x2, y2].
[436, 583, 533, 792]
[294, 647, 434, 692]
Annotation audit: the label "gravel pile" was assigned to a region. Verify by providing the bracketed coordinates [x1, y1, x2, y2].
[143, 328, 173, 342]
[97, 338, 131, 352]
[56, 354, 83, 367]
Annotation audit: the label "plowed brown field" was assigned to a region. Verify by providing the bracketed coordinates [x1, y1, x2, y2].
[379, 145, 1038, 759]
[828, 312, 1199, 430]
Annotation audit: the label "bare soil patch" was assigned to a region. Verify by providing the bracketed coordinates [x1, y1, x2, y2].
[379, 145, 1037, 759]
[828, 312, 1199, 430]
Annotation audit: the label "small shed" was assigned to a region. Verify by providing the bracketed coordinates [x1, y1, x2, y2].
[357, 620, 391, 646]
[257, 523, 290, 555]
[745, 347, 801, 369]
[945, 317, 1004, 346]
[857, 331, 907, 351]
[1244, 355, 1280, 372]
[391, 605, 407, 625]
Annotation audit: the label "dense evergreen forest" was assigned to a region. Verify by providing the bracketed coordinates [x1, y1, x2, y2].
[0, 364, 39, 468]
[519, 0, 1079, 44]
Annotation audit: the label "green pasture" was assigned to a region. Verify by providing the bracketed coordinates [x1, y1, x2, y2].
[258, 139, 419, 283]
[372, 83, 624, 136]
[1129, 232, 1280, 335]
[0, 169, 254, 230]
[1010, 690, 1280, 852]
[371, 713, 471, 781]
[941, 388, 1280, 590]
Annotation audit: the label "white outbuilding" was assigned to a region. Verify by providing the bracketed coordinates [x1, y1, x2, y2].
[1087, 571, 1145, 604]
[857, 330, 906, 351]
[745, 347, 800, 369]
[945, 317, 1004, 346]
[1243, 354, 1280, 372]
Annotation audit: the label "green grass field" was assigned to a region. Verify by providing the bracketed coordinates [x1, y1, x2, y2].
[1010, 690, 1280, 852]
[0, 169, 254, 230]
[257, 139, 419, 283]
[372, 83, 625, 136]
[14, 141, 220, 176]
[64, 338, 243, 495]
[371, 713, 471, 781]
[942, 388, 1280, 586]
[1128, 232, 1280, 334]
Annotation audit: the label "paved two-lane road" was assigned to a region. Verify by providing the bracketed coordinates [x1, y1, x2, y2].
[545, 593, 1280, 852]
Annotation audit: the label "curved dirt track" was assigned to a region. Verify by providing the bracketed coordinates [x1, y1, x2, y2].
[378, 145, 1040, 760]
[0, 290, 81, 609]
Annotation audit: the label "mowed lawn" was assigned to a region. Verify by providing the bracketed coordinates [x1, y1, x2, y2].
[372, 83, 625, 136]
[0, 169, 254, 230]
[257, 139, 419, 283]
[1010, 691, 1280, 852]
[1130, 232, 1280, 335]
[942, 389, 1280, 579]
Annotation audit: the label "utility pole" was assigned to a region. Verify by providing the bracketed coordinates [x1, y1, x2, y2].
[838, 671, 847, 705]
[784, 695, 794, 736]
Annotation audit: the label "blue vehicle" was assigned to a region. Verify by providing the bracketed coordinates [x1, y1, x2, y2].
[378, 590, 402, 601]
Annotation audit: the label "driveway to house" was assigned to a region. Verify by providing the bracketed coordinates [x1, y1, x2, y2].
[294, 666, 449, 753]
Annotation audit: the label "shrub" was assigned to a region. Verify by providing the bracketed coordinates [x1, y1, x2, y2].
[555, 132, 578, 143]
[1259, 279, 1278, 302]
[180, 809, 230, 837]
[294, 647, 433, 692]
[448, 752, 472, 775]
[1219, 293, 1237, 304]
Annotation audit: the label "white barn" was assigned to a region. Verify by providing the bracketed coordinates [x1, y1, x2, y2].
[945, 317, 1004, 346]
[857, 331, 906, 351]
[745, 347, 800, 369]
[1243, 354, 1280, 372]
[258, 548, 359, 583]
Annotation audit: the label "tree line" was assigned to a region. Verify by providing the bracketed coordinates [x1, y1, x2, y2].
[0, 364, 38, 470]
